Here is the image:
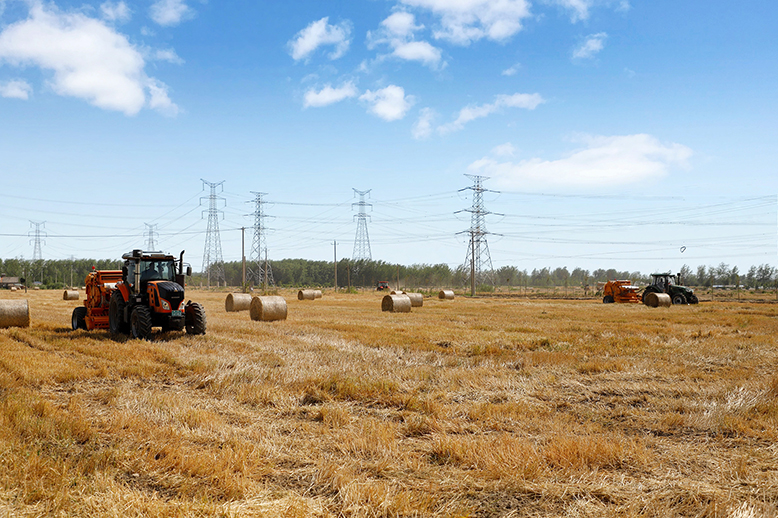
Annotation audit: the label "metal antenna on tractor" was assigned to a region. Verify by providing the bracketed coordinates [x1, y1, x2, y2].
[352, 188, 372, 261]
[144, 223, 158, 251]
[248, 191, 274, 288]
[458, 174, 498, 294]
[201, 179, 226, 288]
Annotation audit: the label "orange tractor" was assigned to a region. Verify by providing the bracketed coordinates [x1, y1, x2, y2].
[72, 250, 206, 339]
[602, 280, 641, 303]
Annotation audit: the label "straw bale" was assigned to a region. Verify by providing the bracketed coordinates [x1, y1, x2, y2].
[390, 290, 405, 295]
[10, 287, 17, 292]
[382, 294, 411, 313]
[298, 289, 317, 300]
[251, 296, 288, 321]
[644, 292, 671, 308]
[225, 293, 252, 312]
[438, 289, 455, 300]
[406, 293, 423, 307]
[0, 300, 30, 328]
[314, 290, 323, 299]
[63, 290, 79, 301]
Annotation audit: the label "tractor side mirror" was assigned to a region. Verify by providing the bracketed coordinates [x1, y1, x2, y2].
[186, 266, 192, 277]
[122, 266, 128, 279]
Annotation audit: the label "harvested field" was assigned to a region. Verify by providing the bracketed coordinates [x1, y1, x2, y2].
[0, 288, 776, 517]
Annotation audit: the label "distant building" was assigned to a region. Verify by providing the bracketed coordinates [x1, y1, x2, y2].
[0, 276, 22, 289]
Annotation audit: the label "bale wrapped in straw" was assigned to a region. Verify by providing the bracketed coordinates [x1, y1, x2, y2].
[225, 293, 252, 312]
[314, 290, 323, 299]
[644, 292, 671, 308]
[406, 293, 423, 307]
[0, 300, 30, 328]
[438, 290, 455, 300]
[63, 290, 79, 301]
[298, 289, 317, 301]
[251, 296, 287, 321]
[382, 294, 411, 313]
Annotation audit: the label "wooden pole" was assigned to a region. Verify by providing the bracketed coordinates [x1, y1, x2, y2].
[241, 227, 246, 293]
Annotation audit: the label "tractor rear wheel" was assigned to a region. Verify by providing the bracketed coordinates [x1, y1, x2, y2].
[672, 294, 687, 305]
[71, 306, 87, 330]
[130, 306, 153, 340]
[109, 291, 129, 335]
[689, 294, 699, 304]
[185, 302, 206, 335]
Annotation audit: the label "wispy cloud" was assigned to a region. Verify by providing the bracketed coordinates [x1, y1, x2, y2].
[368, 11, 444, 69]
[0, 79, 32, 99]
[149, 0, 192, 27]
[0, 3, 177, 116]
[470, 134, 692, 189]
[399, 0, 532, 45]
[412, 107, 436, 139]
[100, 1, 131, 23]
[438, 92, 544, 134]
[501, 63, 521, 76]
[545, 0, 630, 22]
[360, 85, 413, 121]
[572, 32, 607, 59]
[288, 17, 351, 62]
[304, 82, 358, 108]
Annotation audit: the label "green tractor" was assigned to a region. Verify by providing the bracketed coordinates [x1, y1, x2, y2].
[642, 272, 698, 305]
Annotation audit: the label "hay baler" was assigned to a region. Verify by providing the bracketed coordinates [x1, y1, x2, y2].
[602, 280, 641, 303]
[71, 268, 123, 330]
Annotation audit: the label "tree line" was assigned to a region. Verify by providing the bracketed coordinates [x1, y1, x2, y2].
[2, 257, 775, 290]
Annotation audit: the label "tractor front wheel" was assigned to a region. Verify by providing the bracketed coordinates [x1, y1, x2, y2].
[71, 306, 87, 330]
[186, 302, 206, 335]
[130, 306, 153, 340]
[109, 291, 129, 335]
[603, 295, 614, 304]
[672, 294, 687, 305]
[689, 294, 699, 304]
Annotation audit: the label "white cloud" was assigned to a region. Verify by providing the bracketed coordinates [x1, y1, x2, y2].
[399, 0, 531, 45]
[0, 79, 32, 99]
[439, 92, 544, 133]
[502, 62, 521, 76]
[412, 107, 436, 139]
[360, 85, 413, 121]
[491, 142, 516, 157]
[368, 11, 444, 69]
[288, 17, 351, 62]
[470, 134, 692, 189]
[100, 1, 131, 23]
[153, 48, 184, 64]
[573, 32, 607, 59]
[546, 0, 630, 22]
[149, 0, 192, 27]
[0, 3, 178, 116]
[303, 82, 358, 108]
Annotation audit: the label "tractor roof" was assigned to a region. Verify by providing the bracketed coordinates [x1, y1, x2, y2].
[122, 250, 175, 261]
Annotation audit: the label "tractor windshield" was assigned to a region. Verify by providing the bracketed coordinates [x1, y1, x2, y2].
[140, 260, 176, 282]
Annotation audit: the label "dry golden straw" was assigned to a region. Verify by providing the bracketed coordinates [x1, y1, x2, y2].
[250, 296, 287, 321]
[438, 289, 455, 300]
[406, 293, 423, 307]
[644, 292, 671, 307]
[225, 293, 252, 312]
[63, 290, 79, 301]
[0, 299, 30, 328]
[382, 294, 411, 313]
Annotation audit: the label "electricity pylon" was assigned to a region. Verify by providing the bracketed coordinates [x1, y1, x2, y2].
[144, 223, 158, 250]
[352, 188, 372, 261]
[459, 174, 497, 292]
[201, 179, 226, 288]
[248, 191, 274, 287]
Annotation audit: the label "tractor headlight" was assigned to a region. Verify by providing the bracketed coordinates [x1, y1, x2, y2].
[160, 299, 171, 310]
[178, 301, 185, 311]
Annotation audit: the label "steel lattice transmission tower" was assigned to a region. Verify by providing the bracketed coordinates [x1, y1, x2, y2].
[248, 191, 274, 287]
[352, 189, 372, 261]
[460, 174, 497, 290]
[201, 179, 227, 287]
[144, 223, 158, 250]
[28, 221, 46, 283]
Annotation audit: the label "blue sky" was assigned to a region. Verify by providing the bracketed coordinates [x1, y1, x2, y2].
[0, 0, 776, 274]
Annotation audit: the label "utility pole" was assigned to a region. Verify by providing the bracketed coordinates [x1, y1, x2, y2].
[241, 227, 246, 292]
[201, 179, 226, 288]
[333, 241, 338, 290]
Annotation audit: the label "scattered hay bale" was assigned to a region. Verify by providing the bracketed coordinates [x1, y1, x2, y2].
[298, 289, 317, 300]
[251, 296, 288, 321]
[63, 290, 79, 301]
[0, 300, 30, 328]
[382, 294, 411, 313]
[314, 290, 323, 299]
[10, 287, 17, 292]
[438, 290, 455, 300]
[644, 292, 671, 308]
[225, 293, 252, 312]
[406, 293, 423, 307]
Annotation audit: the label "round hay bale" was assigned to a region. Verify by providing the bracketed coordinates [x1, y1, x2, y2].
[382, 294, 411, 313]
[63, 290, 79, 301]
[298, 289, 316, 300]
[438, 290, 455, 300]
[10, 286, 17, 292]
[251, 296, 287, 321]
[406, 293, 423, 307]
[390, 290, 405, 295]
[644, 292, 671, 308]
[314, 290, 323, 299]
[0, 300, 30, 328]
[225, 293, 252, 312]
